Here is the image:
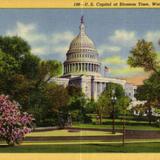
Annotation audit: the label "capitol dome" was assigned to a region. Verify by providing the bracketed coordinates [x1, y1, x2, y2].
[69, 25, 96, 50]
[63, 16, 101, 77]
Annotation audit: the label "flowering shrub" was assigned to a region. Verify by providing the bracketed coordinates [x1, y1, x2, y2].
[0, 95, 33, 146]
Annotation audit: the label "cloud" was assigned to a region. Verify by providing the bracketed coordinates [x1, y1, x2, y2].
[6, 22, 47, 44]
[111, 65, 144, 78]
[6, 21, 74, 60]
[51, 31, 74, 56]
[102, 55, 126, 65]
[51, 31, 74, 44]
[144, 31, 160, 48]
[6, 21, 48, 56]
[98, 45, 121, 54]
[101, 55, 144, 78]
[109, 29, 137, 46]
[52, 45, 69, 55]
[98, 29, 145, 78]
[31, 47, 48, 55]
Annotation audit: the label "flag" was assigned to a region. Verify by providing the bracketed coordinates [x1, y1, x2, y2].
[104, 66, 109, 72]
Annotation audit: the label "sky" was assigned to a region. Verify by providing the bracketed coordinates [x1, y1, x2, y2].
[1, 9, 160, 79]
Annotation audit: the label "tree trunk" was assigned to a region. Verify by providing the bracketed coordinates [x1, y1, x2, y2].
[6, 140, 15, 147]
[99, 114, 102, 125]
[147, 102, 152, 125]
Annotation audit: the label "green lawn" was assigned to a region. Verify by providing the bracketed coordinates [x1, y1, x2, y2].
[26, 129, 121, 137]
[0, 141, 160, 152]
[82, 115, 160, 131]
[73, 119, 160, 131]
[0, 117, 159, 153]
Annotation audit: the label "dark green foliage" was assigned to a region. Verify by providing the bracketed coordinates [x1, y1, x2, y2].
[0, 36, 64, 127]
[128, 39, 159, 73]
[136, 73, 160, 102]
[128, 39, 160, 124]
[0, 36, 31, 61]
[21, 53, 40, 79]
[135, 72, 160, 124]
[67, 85, 92, 123]
[96, 83, 130, 124]
[0, 51, 19, 75]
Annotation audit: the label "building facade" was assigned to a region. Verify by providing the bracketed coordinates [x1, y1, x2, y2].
[51, 17, 136, 101]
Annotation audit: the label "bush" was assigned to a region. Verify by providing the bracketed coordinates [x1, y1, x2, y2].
[71, 110, 92, 124]
[155, 118, 160, 127]
[0, 95, 33, 146]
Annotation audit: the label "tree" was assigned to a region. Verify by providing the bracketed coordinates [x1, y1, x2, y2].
[34, 60, 62, 89]
[43, 83, 69, 127]
[67, 85, 91, 123]
[127, 39, 160, 124]
[21, 53, 40, 79]
[128, 39, 159, 74]
[96, 93, 110, 124]
[0, 35, 63, 127]
[0, 51, 19, 75]
[0, 51, 20, 95]
[135, 73, 160, 124]
[67, 85, 85, 111]
[0, 95, 33, 146]
[85, 99, 96, 114]
[96, 83, 130, 124]
[0, 36, 31, 62]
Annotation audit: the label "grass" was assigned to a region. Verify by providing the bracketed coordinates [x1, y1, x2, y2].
[0, 117, 159, 153]
[73, 123, 160, 131]
[26, 129, 122, 137]
[81, 114, 160, 131]
[0, 141, 160, 152]
[72, 118, 160, 131]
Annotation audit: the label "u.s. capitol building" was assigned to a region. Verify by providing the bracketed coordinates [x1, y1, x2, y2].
[52, 17, 136, 101]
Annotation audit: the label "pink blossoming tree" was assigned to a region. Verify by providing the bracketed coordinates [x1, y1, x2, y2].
[0, 95, 33, 146]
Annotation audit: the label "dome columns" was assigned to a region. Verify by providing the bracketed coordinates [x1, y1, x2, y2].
[64, 63, 100, 74]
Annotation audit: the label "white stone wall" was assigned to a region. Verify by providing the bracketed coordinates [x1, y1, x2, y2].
[51, 75, 137, 103]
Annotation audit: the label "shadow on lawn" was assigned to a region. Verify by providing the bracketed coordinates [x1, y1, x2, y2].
[0, 142, 160, 153]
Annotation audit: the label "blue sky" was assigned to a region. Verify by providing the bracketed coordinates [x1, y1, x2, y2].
[1, 9, 160, 78]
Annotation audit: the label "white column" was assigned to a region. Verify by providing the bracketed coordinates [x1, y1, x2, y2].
[92, 64, 93, 72]
[86, 63, 88, 71]
[94, 82, 98, 100]
[69, 64, 71, 72]
[67, 64, 69, 73]
[64, 65, 66, 74]
[100, 82, 103, 94]
[74, 63, 76, 72]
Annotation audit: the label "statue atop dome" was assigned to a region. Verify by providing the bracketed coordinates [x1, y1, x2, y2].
[81, 15, 84, 24]
[79, 16, 85, 35]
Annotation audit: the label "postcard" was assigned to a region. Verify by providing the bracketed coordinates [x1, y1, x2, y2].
[0, 0, 160, 160]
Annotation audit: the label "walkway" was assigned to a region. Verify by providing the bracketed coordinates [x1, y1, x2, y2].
[24, 127, 160, 141]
